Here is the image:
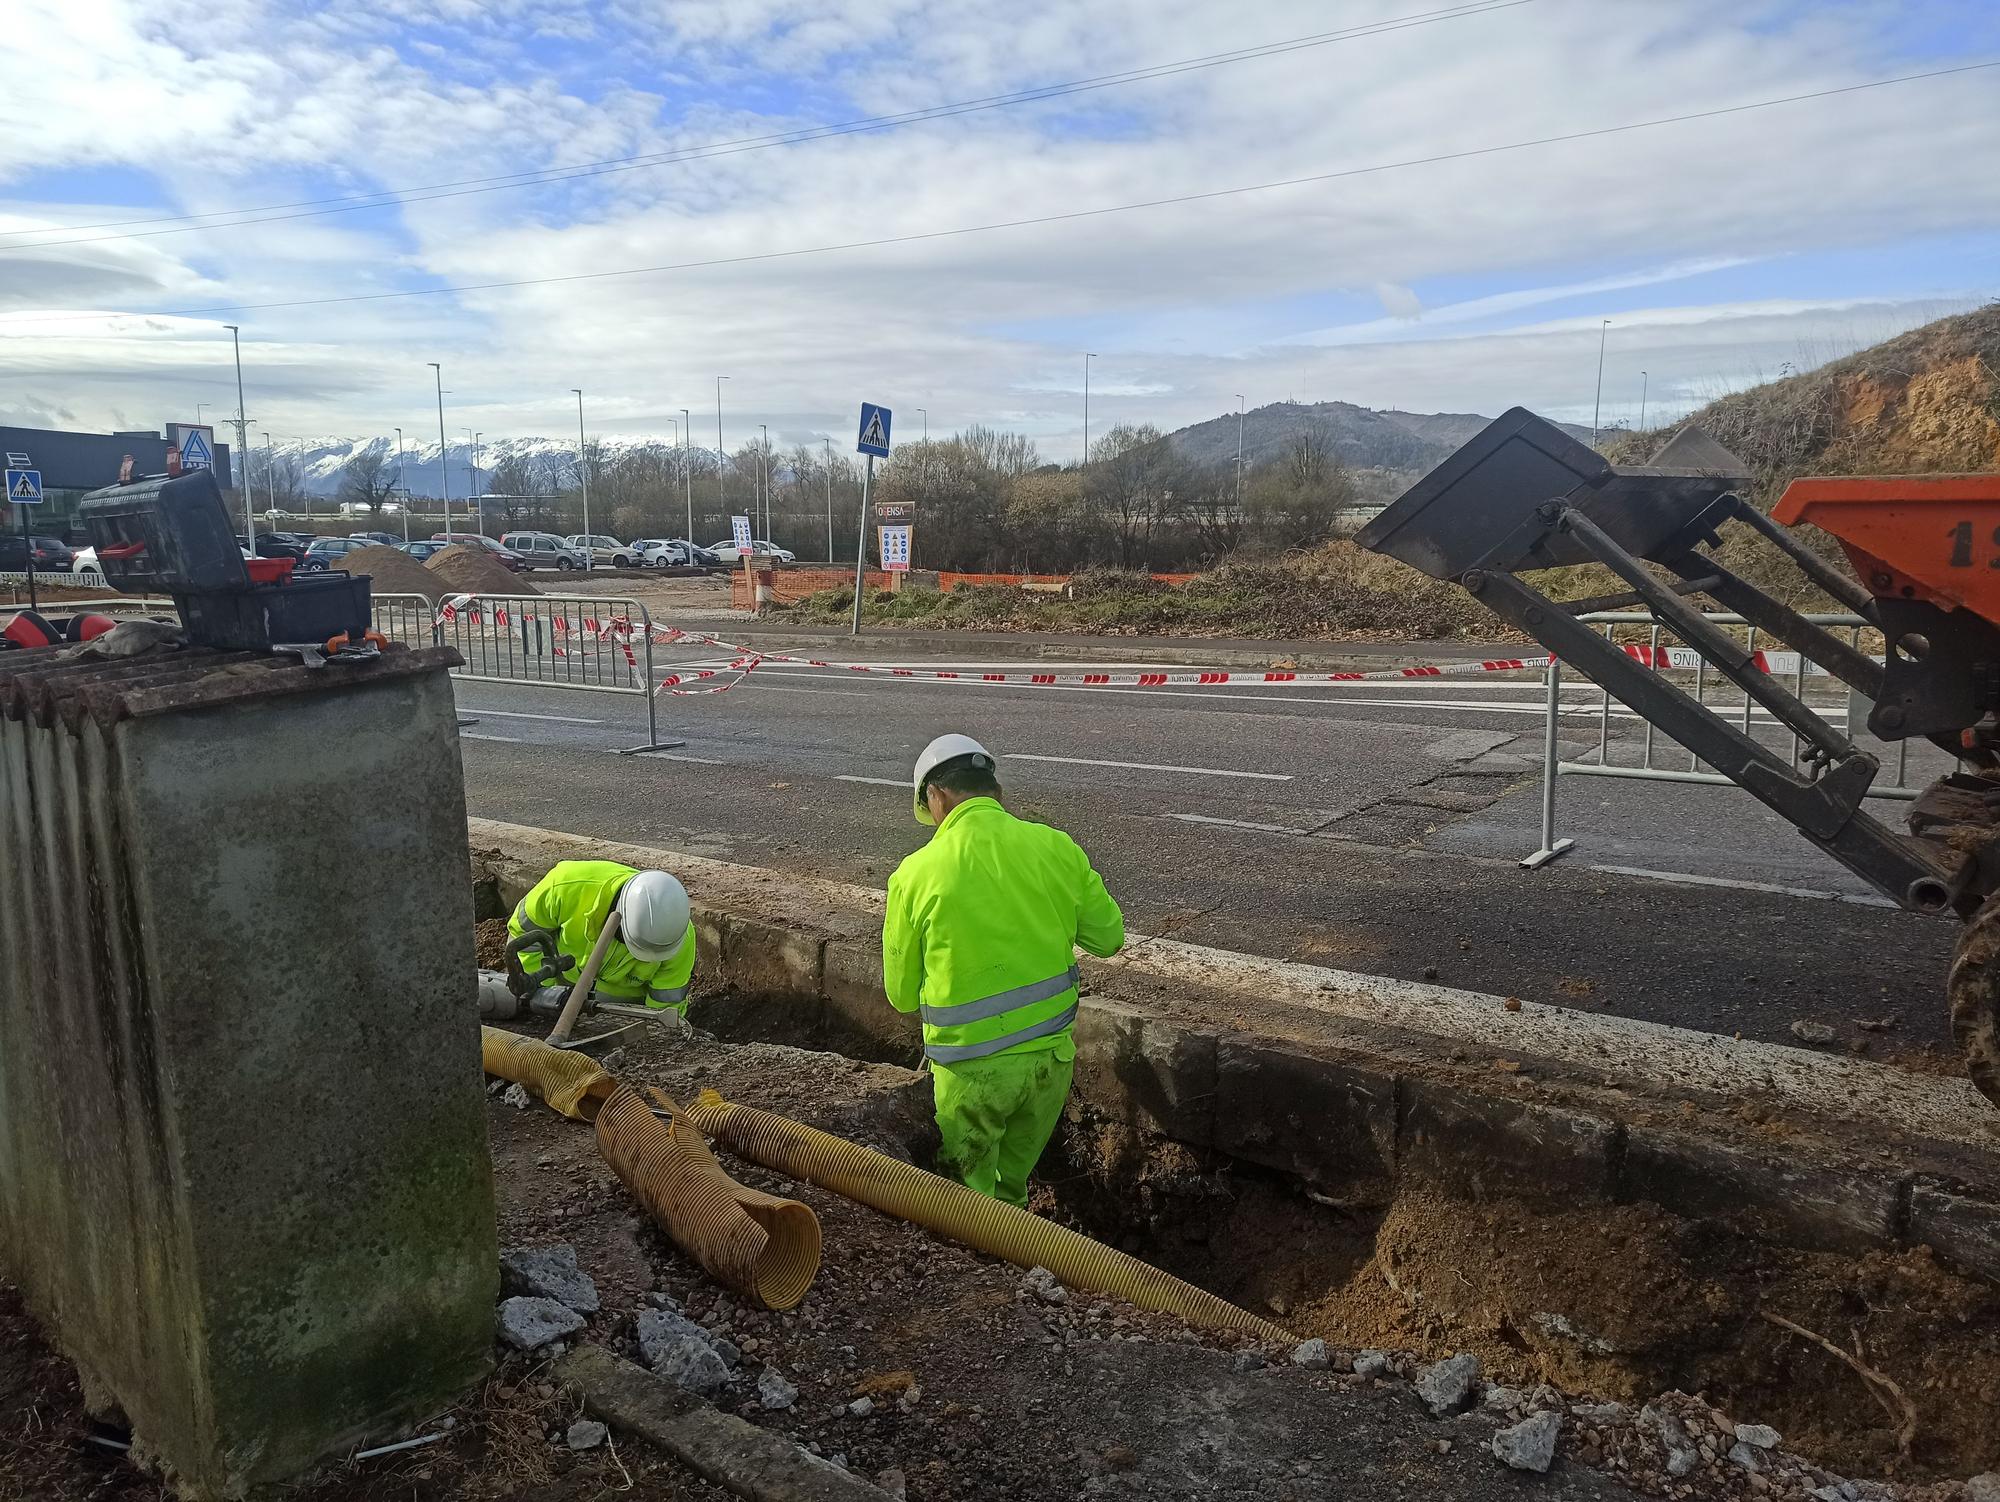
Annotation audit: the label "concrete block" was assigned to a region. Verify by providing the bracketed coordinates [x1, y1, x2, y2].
[1398, 1080, 1616, 1201]
[0, 648, 495, 1498]
[1213, 1037, 1396, 1184]
[715, 909, 824, 1001]
[1073, 998, 1219, 1145]
[1908, 1180, 2000, 1281]
[1620, 1126, 1899, 1255]
[821, 940, 921, 1065]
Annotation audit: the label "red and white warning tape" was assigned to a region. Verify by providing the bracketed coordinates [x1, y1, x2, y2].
[428, 595, 1840, 698]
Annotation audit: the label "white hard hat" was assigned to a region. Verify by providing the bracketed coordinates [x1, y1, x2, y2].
[615, 870, 691, 961]
[912, 732, 995, 826]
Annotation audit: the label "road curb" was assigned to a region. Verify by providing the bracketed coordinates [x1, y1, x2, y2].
[469, 818, 2000, 1285]
[558, 1345, 892, 1501]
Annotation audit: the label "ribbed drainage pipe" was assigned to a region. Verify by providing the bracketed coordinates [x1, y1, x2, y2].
[481, 1025, 616, 1121]
[596, 1084, 822, 1312]
[683, 1090, 1290, 1342]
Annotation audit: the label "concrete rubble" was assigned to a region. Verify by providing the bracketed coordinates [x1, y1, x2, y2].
[500, 1243, 601, 1314]
[1491, 1411, 1562, 1473]
[637, 1308, 735, 1395]
[1414, 1352, 1482, 1416]
[496, 1295, 586, 1352]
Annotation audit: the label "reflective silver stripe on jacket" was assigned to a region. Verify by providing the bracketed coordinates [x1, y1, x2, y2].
[919, 965, 1079, 1028]
[924, 1003, 1079, 1065]
[648, 982, 691, 1006]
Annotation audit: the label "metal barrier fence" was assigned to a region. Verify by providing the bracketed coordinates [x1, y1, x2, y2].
[371, 591, 681, 754]
[1526, 610, 1922, 868]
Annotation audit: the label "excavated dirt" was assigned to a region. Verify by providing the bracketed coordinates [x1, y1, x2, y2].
[428, 543, 543, 598]
[1046, 1110, 2000, 1485]
[342, 544, 450, 600]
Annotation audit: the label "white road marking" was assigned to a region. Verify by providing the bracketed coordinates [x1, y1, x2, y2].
[1585, 863, 1898, 908]
[836, 774, 907, 787]
[627, 751, 725, 763]
[1007, 753, 1291, 781]
[459, 706, 605, 724]
[743, 682, 873, 698]
[460, 732, 523, 744]
[1164, 812, 1315, 835]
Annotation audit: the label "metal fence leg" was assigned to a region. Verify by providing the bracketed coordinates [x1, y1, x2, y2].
[616, 601, 686, 755]
[1521, 657, 1575, 869]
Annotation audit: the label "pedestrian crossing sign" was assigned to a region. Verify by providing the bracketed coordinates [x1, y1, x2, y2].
[857, 403, 892, 457]
[5, 469, 43, 504]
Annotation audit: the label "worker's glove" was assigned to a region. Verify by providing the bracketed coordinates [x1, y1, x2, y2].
[504, 926, 571, 1002]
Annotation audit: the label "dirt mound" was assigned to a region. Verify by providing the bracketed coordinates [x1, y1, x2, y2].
[338, 545, 446, 600]
[426, 543, 541, 598]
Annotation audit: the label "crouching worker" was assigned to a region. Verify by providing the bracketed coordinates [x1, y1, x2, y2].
[507, 860, 697, 1016]
[885, 735, 1125, 1207]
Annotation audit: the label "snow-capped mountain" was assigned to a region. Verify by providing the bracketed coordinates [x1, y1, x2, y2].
[269, 434, 669, 498]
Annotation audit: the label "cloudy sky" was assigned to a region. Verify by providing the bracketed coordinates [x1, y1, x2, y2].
[2, 0, 1996, 458]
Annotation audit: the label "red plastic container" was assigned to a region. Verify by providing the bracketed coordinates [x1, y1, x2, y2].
[244, 556, 296, 585]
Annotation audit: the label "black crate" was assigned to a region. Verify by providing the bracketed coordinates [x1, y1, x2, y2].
[176, 573, 373, 654]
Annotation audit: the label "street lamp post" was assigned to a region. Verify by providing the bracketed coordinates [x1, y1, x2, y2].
[1591, 319, 1610, 446]
[463, 428, 481, 537]
[918, 407, 927, 443]
[395, 427, 408, 542]
[429, 364, 451, 539]
[573, 389, 592, 570]
[758, 423, 768, 540]
[681, 407, 693, 546]
[263, 432, 278, 522]
[824, 438, 833, 563]
[714, 377, 728, 521]
[223, 324, 254, 547]
[1234, 394, 1245, 513]
[1639, 370, 1649, 434]
[1083, 353, 1095, 466]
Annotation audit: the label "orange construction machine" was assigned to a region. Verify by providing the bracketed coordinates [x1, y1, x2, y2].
[1359, 409, 2000, 1105]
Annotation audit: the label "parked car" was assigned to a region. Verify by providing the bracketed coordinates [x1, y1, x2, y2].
[708, 538, 796, 563]
[348, 531, 403, 548]
[399, 539, 449, 560]
[564, 534, 636, 569]
[500, 531, 588, 570]
[237, 533, 311, 563]
[71, 547, 105, 586]
[430, 533, 529, 572]
[296, 535, 375, 572]
[636, 538, 721, 568]
[0, 535, 75, 572]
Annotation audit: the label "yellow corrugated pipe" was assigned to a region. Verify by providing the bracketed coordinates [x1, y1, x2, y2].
[481, 1029, 822, 1311]
[481, 1025, 617, 1121]
[595, 1083, 821, 1312]
[683, 1090, 1290, 1342]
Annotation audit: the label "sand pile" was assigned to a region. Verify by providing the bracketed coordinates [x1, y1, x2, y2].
[339, 545, 447, 600]
[426, 543, 541, 597]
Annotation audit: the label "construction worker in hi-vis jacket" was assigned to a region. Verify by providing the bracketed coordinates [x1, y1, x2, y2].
[883, 734, 1125, 1207]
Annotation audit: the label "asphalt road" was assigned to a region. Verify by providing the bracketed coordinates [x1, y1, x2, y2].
[455, 653, 1964, 1064]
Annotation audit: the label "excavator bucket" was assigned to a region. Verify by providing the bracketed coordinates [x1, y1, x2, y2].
[1357, 407, 1747, 580]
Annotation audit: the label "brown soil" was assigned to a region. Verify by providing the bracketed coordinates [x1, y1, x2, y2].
[334, 545, 448, 601]
[428, 544, 543, 598]
[475, 918, 511, 969]
[1052, 1111, 2000, 1485]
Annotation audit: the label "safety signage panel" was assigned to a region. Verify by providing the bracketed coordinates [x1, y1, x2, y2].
[170, 423, 216, 470]
[857, 403, 892, 457]
[878, 524, 911, 572]
[731, 514, 753, 553]
[5, 469, 43, 505]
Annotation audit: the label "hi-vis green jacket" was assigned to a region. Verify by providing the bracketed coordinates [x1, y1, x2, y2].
[509, 859, 696, 1012]
[884, 798, 1124, 1066]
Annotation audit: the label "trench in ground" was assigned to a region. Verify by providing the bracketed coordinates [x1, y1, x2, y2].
[689, 981, 2000, 1484]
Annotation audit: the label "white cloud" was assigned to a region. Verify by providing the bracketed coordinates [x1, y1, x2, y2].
[0, 0, 1995, 454]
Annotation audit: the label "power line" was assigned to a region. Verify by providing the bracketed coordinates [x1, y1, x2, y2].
[5, 60, 1991, 329]
[0, 1, 1529, 252]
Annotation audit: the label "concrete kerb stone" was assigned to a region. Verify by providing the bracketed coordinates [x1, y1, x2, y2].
[560, 1345, 893, 1501]
[1212, 1035, 1394, 1187]
[463, 819, 2000, 1283]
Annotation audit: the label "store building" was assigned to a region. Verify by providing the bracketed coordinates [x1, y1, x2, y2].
[1, 422, 234, 539]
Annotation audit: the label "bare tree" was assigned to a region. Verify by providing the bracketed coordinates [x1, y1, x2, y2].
[337, 449, 399, 524]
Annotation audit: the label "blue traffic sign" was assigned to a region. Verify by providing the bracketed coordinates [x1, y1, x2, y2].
[857, 403, 892, 458]
[5, 469, 43, 505]
[179, 429, 213, 470]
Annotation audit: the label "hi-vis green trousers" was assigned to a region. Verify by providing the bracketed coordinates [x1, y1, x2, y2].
[931, 1045, 1076, 1208]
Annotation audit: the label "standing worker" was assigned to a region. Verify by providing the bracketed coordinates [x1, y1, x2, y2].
[508, 860, 697, 1014]
[884, 734, 1125, 1206]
